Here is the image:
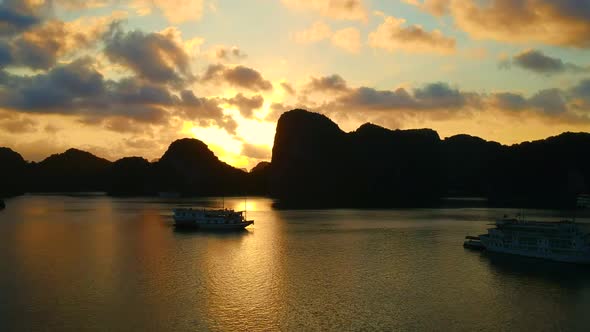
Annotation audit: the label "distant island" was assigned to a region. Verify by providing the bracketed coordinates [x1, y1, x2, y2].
[2, 109, 589, 208]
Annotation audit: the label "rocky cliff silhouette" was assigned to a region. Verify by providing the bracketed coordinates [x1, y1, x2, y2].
[153, 138, 247, 196]
[0, 147, 27, 197]
[1, 109, 590, 207]
[271, 110, 442, 207]
[26, 149, 112, 193]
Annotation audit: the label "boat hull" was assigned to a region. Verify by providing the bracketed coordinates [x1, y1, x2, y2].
[174, 219, 253, 230]
[480, 236, 590, 264]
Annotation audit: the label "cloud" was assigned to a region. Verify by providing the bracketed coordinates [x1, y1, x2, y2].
[0, 0, 44, 37]
[294, 22, 361, 53]
[224, 93, 264, 118]
[280, 82, 296, 95]
[201, 64, 273, 92]
[489, 93, 528, 111]
[281, 0, 367, 21]
[0, 13, 123, 70]
[241, 143, 271, 160]
[331, 27, 361, 53]
[131, 0, 205, 23]
[489, 89, 568, 115]
[300, 73, 586, 121]
[0, 58, 245, 134]
[509, 49, 588, 74]
[54, 0, 112, 10]
[0, 113, 38, 133]
[104, 24, 194, 88]
[295, 21, 332, 43]
[407, 0, 590, 48]
[265, 102, 308, 122]
[179, 90, 238, 133]
[368, 16, 456, 54]
[306, 74, 349, 93]
[211, 45, 247, 61]
[334, 82, 474, 111]
[401, 0, 450, 16]
[570, 79, 590, 106]
[0, 58, 106, 111]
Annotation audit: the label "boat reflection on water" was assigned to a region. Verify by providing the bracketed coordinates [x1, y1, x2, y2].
[172, 226, 252, 237]
[477, 250, 590, 286]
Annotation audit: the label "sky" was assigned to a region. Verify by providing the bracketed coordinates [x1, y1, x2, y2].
[1, 0, 590, 170]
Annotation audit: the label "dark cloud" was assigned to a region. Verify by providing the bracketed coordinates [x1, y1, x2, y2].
[0, 58, 104, 111]
[224, 93, 264, 118]
[336, 82, 474, 111]
[489, 92, 528, 111]
[107, 78, 175, 106]
[104, 25, 194, 88]
[179, 90, 238, 133]
[0, 41, 14, 68]
[511, 49, 587, 74]
[528, 89, 567, 114]
[490, 89, 568, 115]
[514, 50, 566, 73]
[570, 79, 590, 105]
[338, 87, 415, 110]
[241, 143, 271, 160]
[414, 82, 469, 108]
[0, 0, 44, 37]
[0, 58, 225, 131]
[303, 73, 590, 123]
[201, 64, 273, 91]
[0, 21, 69, 70]
[306, 74, 349, 93]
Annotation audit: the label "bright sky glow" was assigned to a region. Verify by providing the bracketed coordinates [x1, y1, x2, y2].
[1, 0, 590, 170]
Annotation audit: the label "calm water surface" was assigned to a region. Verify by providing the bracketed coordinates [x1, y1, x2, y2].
[1, 195, 590, 331]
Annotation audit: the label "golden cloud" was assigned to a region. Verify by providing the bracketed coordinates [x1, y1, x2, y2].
[368, 16, 456, 54]
[282, 0, 367, 21]
[331, 27, 361, 53]
[132, 0, 205, 23]
[406, 0, 590, 48]
[294, 21, 361, 53]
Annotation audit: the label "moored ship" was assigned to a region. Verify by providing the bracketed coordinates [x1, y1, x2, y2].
[173, 208, 254, 230]
[478, 217, 590, 264]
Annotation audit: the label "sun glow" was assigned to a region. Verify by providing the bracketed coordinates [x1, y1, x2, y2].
[184, 103, 277, 170]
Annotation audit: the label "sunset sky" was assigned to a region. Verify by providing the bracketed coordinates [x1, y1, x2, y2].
[1, 0, 589, 169]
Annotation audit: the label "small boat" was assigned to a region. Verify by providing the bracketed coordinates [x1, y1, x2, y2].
[173, 208, 253, 230]
[463, 236, 485, 250]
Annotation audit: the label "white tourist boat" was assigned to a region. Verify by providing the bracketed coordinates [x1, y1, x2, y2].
[173, 207, 254, 230]
[478, 216, 590, 264]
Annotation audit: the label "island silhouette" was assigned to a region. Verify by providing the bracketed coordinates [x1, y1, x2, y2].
[2, 109, 589, 208]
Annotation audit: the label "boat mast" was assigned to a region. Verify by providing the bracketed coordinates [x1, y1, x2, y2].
[244, 196, 247, 221]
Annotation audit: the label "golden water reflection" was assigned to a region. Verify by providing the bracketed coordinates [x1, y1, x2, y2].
[2, 196, 590, 330]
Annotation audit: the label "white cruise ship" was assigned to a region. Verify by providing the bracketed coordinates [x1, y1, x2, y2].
[478, 217, 590, 264]
[173, 208, 254, 230]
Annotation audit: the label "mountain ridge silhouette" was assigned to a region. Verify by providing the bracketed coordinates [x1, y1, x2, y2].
[2, 109, 589, 208]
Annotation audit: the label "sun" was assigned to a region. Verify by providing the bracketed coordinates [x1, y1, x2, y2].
[182, 102, 277, 170]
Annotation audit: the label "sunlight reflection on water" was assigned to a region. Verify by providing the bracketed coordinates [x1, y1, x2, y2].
[1, 195, 590, 331]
